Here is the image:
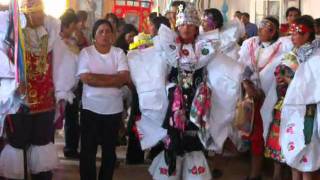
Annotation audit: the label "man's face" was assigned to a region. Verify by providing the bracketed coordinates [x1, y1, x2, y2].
[27, 10, 45, 28]
[241, 15, 249, 24]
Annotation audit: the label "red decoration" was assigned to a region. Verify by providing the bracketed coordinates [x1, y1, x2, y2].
[290, 23, 313, 34]
[113, 0, 153, 32]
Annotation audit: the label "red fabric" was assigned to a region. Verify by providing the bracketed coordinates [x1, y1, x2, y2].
[26, 52, 55, 113]
[249, 101, 264, 156]
[280, 23, 290, 34]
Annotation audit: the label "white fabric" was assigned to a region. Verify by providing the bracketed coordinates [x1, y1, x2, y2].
[28, 143, 59, 174]
[149, 151, 183, 180]
[0, 144, 24, 179]
[182, 151, 212, 180]
[44, 15, 61, 52]
[158, 25, 215, 71]
[77, 46, 129, 115]
[127, 46, 168, 149]
[280, 50, 320, 172]
[238, 36, 293, 94]
[239, 36, 293, 142]
[206, 53, 243, 152]
[0, 51, 20, 135]
[53, 37, 78, 104]
[198, 22, 240, 60]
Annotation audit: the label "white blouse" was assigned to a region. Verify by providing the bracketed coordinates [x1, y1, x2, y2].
[77, 45, 129, 115]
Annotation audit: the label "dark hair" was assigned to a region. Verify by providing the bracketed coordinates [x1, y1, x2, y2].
[66, 8, 75, 14]
[315, 18, 320, 27]
[105, 13, 119, 26]
[204, 8, 224, 29]
[264, 16, 280, 41]
[91, 19, 113, 39]
[171, 1, 186, 8]
[77, 10, 88, 21]
[242, 12, 250, 19]
[285, 7, 301, 18]
[114, 24, 138, 53]
[294, 15, 315, 42]
[150, 16, 171, 31]
[60, 11, 78, 32]
[149, 12, 159, 21]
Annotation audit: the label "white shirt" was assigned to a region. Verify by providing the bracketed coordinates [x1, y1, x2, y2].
[77, 45, 129, 115]
[53, 37, 79, 103]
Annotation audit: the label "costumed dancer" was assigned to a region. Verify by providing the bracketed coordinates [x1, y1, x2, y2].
[238, 17, 293, 180]
[129, 3, 213, 180]
[279, 16, 320, 180]
[126, 16, 171, 164]
[199, 8, 244, 154]
[126, 33, 153, 164]
[0, 0, 61, 179]
[198, 8, 244, 179]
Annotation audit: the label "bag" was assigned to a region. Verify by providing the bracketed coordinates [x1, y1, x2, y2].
[234, 83, 255, 139]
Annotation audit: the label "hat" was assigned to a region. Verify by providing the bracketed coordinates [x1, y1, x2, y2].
[20, 0, 44, 13]
[176, 2, 200, 27]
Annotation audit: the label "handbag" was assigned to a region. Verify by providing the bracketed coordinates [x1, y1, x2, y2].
[234, 83, 255, 139]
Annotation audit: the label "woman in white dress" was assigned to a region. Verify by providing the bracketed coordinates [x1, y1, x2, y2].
[279, 15, 320, 180]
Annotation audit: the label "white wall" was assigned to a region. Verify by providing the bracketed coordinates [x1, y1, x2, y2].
[301, 0, 320, 18]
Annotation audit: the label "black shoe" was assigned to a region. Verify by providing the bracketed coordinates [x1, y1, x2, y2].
[211, 169, 223, 178]
[245, 176, 262, 180]
[64, 150, 80, 159]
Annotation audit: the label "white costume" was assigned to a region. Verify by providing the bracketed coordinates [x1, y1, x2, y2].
[0, 11, 63, 179]
[279, 42, 320, 172]
[239, 37, 293, 143]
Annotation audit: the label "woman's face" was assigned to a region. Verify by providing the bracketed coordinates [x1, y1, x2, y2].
[291, 31, 310, 47]
[148, 22, 157, 36]
[258, 20, 277, 42]
[287, 11, 300, 24]
[125, 31, 137, 44]
[94, 24, 113, 47]
[201, 16, 215, 32]
[178, 24, 198, 42]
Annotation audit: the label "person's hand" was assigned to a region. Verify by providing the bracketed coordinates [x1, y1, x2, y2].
[55, 100, 66, 129]
[17, 82, 27, 96]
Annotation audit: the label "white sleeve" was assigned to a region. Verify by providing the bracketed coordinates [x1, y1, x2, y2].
[117, 49, 129, 72]
[53, 40, 77, 104]
[238, 38, 252, 67]
[77, 48, 91, 76]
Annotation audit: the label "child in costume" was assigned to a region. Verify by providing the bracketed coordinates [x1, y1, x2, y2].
[238, 17, 293, 180]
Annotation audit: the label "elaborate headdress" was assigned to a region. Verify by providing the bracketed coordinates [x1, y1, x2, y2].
[20, 0, 44, 13]
[176, 2, 200, 27]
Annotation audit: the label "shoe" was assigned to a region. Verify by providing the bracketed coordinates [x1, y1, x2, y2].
[64, 150, 80, 159]
[211, 169, 223, 178]
[245, 176, 262, 180]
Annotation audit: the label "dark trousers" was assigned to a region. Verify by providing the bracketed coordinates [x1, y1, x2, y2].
[64, 100, 80, 153]
[6, 111, 55, 180]
[80, 109, 121, 180]
[64, 84, 82, 153]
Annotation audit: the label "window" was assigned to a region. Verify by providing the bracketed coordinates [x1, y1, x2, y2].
[254, 0, 300, 24]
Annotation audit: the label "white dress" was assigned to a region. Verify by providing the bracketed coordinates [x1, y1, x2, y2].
[279, 43, 320, 172]
[238, 36, 293, 143]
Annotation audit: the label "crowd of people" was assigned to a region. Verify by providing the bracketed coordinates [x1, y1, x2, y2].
[1, 0, 320, 180]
